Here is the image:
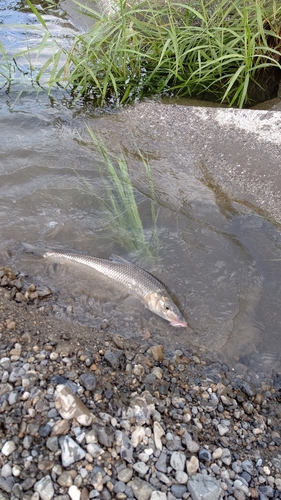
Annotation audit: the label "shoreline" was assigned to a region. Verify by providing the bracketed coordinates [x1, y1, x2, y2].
[0, 265, 280, 500]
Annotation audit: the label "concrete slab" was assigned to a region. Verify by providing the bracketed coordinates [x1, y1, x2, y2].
[89, 101, 281, 225]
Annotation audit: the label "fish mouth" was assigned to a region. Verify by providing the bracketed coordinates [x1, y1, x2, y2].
[170, 319, 188, 328]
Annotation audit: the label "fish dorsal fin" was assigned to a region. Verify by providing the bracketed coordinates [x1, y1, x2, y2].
[110, 254, 133, 265]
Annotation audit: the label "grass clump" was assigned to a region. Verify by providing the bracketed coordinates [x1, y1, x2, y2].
[6, 0, 281, 106]
[77, 127, 159, 255]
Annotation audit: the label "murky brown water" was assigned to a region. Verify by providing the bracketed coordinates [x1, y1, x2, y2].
[1, 0, 281, 383]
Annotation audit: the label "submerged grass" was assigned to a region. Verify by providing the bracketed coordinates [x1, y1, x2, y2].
[78, 128, 159, 255]
[2, 0, 281, 106]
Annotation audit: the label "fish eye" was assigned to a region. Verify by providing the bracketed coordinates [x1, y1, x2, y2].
[164, 304, 171, 310]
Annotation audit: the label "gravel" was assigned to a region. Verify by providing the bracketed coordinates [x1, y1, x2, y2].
[0, 266, 281, 500]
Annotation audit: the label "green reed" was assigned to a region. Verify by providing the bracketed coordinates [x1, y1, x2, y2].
[4, 0, 281, 107]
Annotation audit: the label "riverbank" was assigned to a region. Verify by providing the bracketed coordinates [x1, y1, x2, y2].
[0, 266, 281, 500]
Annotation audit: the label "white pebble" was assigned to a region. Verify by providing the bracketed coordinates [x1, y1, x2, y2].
[2, 440, 16, 456]
[69, 485, 81, 500]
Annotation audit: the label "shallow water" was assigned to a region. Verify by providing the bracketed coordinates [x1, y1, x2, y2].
[1, 0, 281, 383]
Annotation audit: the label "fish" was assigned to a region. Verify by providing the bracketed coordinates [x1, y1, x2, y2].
[22, 243, 188, 327]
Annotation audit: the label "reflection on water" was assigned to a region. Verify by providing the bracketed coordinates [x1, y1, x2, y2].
[1, 0, 281, 384]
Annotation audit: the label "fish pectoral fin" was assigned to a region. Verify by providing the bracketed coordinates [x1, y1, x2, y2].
[110, 254, 133, 265]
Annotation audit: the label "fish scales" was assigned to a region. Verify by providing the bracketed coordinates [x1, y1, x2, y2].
[22, 243, 187, 327]
[44, 251, 164, 298]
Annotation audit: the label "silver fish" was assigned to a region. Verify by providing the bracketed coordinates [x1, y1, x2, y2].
[22, 243, 187, 327]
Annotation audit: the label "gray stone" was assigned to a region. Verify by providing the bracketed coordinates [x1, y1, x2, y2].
[151, 493, 167, 500]
[241, 459, 254, 474]
[57, 472, 73, 487]
[34, 475, 54, 500]
[104, 349, 124, 368]
[0, 476, 14, 493]
[170, 484, 187, 498]
[8, 391, 18, 405]
[130, 477, 155, 500]
[221, 448, 232, 466]
[199, 448, 212, 462]
[115, 430, 133, 463]
[79, 373, 96, 391]
[59, 436, 86, 467]
[170, 451, 186, 471]
[21, 371, 37, 388]
[155, 452, 167, 473]
[9, 367, 25, 383]
[94, 424, 114, 448]
[156, 471, 171, 486]
[46, 437, 58, 452]
[1, 463, 12, 478]
[117, 467, 133, 483]
[114, 481, 126, 494]
[86, 443, 103, 458]
[175, 470, 188, 484]
[132, 462, 149, 476]
[188, 474, 221, 500]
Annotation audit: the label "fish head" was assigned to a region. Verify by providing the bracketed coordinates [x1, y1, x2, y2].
[145, 292, 187, 327]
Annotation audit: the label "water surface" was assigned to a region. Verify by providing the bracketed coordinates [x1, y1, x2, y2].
[1, 0, 281, 385]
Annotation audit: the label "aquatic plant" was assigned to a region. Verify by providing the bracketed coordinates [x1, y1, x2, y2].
[77, 127, 159, 255]
[2, 0, 281, 106]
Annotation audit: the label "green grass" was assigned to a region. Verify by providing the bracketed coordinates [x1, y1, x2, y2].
[3, 0, 281, 107]
[77, 127, 159, 255]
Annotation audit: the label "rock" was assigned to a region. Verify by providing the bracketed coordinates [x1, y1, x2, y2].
[57, 472, 73, 487]
[2, 440, 16, 457]
[79, 373, 96, 391]
[69, 485, 81, 500]
[217, 424, 229, 436]
[55, 384, 94, 426]
[59, 436, 86, 467]
[130, 477, 155, 500]
[176, 470, 188, 484]
[221, 448, 232, 466]
[186, 456, 199, 476]
[104, 348, 124, 368]
[170, 451, 186, 471]
[34, 475, 54, 500]
[93, 424, 114, 448]
[51, 419, 70, 436]
[115, 430, 133, 463]
[0, 476, 14, 493]
[188, 474, 221, 500]
[155, 452, 167, 473]
[131, 426, 146, 448]
[170, 484, 187, 498]
[132, 462, 149, 476]
[153, 421, 165, 451]
[147, 344, 164, 362]
[117, 467, 133, 483]
[151, 492, 167, 500]
[199, 448, 212, 462]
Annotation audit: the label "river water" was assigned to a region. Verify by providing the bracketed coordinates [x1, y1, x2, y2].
[1, 0, 281, 384]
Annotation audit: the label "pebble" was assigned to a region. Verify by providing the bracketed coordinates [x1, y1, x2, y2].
[0, 265, 280, 500]
[59, 436, 86, 466]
